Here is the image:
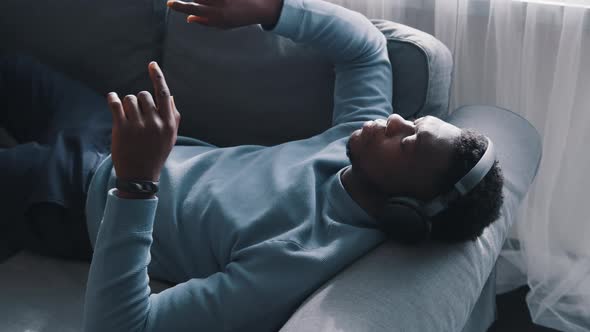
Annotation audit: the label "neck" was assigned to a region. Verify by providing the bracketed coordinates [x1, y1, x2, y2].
[340, 166, 388, 219]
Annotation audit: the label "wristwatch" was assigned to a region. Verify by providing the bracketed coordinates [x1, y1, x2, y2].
[115, 178, 159, 195]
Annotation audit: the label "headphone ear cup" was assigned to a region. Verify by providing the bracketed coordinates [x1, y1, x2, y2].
[378, 197, 431, 245]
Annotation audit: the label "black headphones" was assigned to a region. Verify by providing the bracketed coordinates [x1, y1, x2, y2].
[378, 136, 496, 244]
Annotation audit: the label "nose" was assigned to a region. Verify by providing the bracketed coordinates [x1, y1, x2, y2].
[386, 114, 414, 135]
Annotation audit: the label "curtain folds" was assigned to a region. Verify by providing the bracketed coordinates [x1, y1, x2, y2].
[329, 0, 590, 331]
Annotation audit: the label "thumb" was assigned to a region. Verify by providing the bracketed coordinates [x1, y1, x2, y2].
[171, 96, 181, 127]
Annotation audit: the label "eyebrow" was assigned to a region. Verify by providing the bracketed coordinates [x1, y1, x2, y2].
[413, 120, 422, 137]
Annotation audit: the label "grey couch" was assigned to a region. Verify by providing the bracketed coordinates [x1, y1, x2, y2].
[0, 0, 542, 331]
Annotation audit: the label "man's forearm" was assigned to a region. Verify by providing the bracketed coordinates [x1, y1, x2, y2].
[259, 0, 393, 126]
[261, 0, 284, 29]
[259, 0, 386, 64]
[83, 189, 158, 332]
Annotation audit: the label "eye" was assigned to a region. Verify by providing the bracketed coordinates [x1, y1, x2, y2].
[385, 126, 392, 137]
[384, 123, 393, 137]
[402, 134, 417, 150]
[401, 135, 409, 149]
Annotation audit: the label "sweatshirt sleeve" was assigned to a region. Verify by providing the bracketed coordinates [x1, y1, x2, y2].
[83, 189, 330, 332]
[259, 0, 393, 126]
[83, 188, 158, 332]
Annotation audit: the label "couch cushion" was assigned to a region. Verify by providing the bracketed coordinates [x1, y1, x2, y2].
[0, 252, 172, 332]
[162, 5, 452, 147]
[0, 0, 167, 95]
[447, 106, 543, 202]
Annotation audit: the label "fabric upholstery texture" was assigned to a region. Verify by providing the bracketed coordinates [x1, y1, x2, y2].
[0, 252, 170, 332]
[162, 12, 453, 147]
[448, 106, 542, 203]
[0, 0, 167, 96]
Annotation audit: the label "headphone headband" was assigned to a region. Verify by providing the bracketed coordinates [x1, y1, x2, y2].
[422, 136, 496, 217]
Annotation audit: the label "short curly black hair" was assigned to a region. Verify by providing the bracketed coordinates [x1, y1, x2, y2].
[429, 129, 504, 243]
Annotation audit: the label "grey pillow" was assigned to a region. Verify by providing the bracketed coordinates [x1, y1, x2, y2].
[161, 6, 452, 147]
[0, 0, 167, 96]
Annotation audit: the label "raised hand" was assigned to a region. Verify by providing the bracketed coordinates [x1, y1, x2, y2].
[167, 0, 283, 30]
[107, 62, 181, 185]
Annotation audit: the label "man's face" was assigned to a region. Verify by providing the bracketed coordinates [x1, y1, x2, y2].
[346, 114, 462, 201]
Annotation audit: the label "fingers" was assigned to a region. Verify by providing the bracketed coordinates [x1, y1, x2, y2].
[109, 62, 176, 127]
[167, 0, 220, 11]
[137, 91, 157, 117]
[193, 0, 220, 6]
[167, 0, 219, 23]
[107, 93, 126, 124]
[122, 95, 141, 123]
[148, 62, 174, 123]
[187, 15, 211, 24]
[171, 96, 181, 128]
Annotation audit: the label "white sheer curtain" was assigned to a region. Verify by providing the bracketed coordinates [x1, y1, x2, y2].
[328, 0, 590, 331]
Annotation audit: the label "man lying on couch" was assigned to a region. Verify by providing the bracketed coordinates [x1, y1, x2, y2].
[0, 0, 504, 330]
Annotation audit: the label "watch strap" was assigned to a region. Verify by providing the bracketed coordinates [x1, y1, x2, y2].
[115, 178, 159, 195]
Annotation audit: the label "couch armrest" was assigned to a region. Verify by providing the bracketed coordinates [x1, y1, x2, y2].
[279, 106, 542, 332]
[373, 19, 454, 119]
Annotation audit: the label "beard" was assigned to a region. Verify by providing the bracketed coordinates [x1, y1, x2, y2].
[346, 136, 390, 197]
[346, 137, 368, 183]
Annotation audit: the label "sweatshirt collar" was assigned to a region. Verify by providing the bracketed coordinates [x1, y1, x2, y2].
[326, 165, 379, 228]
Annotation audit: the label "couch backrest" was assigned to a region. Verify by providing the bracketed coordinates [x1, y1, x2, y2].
[162, 7, 454, 147]
[0, 0, 167, 96]
[0, 0, 453, 148]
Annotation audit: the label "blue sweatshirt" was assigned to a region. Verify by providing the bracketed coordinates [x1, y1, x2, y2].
[83, 0, 393, 330]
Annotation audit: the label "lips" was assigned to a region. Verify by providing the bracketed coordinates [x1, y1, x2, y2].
[362, 120, 376, 131]
[360, 121, 379, 140]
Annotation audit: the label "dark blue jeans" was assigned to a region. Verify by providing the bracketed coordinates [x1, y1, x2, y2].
[0, 54, 112, 262]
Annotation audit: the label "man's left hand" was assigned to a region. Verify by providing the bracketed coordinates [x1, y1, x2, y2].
[106, 62, 181, 183]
